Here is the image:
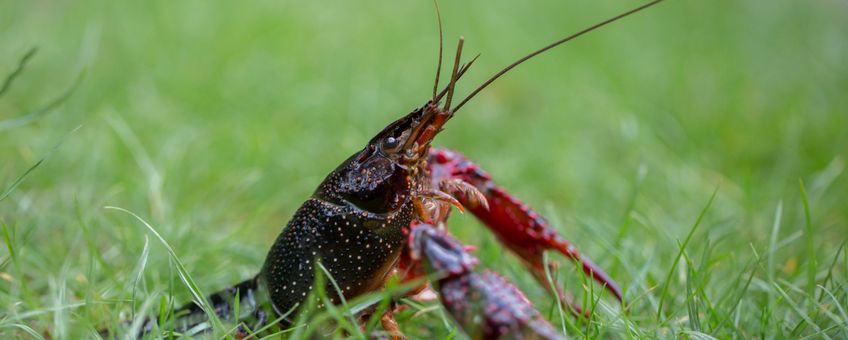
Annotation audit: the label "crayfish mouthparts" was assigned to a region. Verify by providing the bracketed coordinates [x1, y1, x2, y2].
[395, 102, 454, 165]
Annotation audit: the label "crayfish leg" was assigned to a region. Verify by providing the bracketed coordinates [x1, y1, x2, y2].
[427, 148, 623, 306]
[377, 308, 407, 340]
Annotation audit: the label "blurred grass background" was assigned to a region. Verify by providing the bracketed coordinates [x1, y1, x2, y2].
[1, 0, 847, 338]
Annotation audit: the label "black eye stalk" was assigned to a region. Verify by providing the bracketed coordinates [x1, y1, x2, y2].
[383, 136, 399, 149]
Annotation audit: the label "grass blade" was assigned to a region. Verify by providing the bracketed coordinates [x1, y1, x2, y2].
[767, 201, 783, 283]
[656, 187, 718, 321]
[317, 261, 364, 338]
[104, 206, 226, 334]
[773, 282, 830, 339]
[131, 235, 151, 320]
[799, 179, 816, 314]
[543, 251, 569, 337]
[0, 159, 44, 203]
[1, 223, 17, 270]
[0, 47, 37, 98]
[1, 125, 81, 203]
[0, 323, 45, 340]
[0, 72, 84, 131]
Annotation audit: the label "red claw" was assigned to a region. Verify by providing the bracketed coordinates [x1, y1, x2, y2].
[410, 223, 565, 340]
[409, 223, 479, 277]
[428, 148, 623, 305]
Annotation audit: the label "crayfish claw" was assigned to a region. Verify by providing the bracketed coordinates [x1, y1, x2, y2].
[409, 223, 478, 277]
[409, 223, 565, 340]
[428, 148, 624, 310]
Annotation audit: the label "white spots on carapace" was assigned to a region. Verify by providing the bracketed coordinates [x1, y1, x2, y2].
[260, 195, 411, 315]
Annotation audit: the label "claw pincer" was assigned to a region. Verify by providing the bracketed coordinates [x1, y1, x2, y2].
[429, 149, 623, 304]
[410, 223, 565, 340]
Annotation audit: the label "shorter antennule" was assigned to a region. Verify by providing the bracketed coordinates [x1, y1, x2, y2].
[444, 37, 465, 111]
[431, 0, 445, 102]
[435, 53, 480, 103]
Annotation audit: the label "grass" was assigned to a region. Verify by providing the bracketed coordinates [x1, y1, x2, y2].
[1, 0, 847, 338]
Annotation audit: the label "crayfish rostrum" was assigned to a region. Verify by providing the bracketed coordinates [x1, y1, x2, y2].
[106, 1, 666, 338]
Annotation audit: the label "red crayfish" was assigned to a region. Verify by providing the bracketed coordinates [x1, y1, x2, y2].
[107, 1, 665, 338]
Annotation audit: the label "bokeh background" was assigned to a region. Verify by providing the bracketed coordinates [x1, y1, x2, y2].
[1, 0, 846, 338]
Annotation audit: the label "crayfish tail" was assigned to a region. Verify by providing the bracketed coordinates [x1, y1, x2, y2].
[167, 276, 267, 335]
[99, 276, 270, 338]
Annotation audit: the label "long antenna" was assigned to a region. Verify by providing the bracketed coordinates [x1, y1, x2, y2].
[432, 0, 445, 102]
[452, 0, 665, 112]
[444, 37, 465, 111]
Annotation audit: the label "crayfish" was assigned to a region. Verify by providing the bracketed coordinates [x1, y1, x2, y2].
[107, 1, 666, 338]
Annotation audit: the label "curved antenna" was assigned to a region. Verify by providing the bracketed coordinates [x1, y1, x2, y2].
[452, 0, 665, 112]
[431, 0, 445, 102]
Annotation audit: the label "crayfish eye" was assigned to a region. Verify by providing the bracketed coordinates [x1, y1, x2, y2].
[383, 136, 399, 149]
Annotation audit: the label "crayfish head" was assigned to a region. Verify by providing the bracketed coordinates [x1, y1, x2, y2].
[368, 101, 452, 169]
[313, 102, 451, 214]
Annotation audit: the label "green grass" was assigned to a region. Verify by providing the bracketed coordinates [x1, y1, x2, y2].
[2, 0, 847, 338]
